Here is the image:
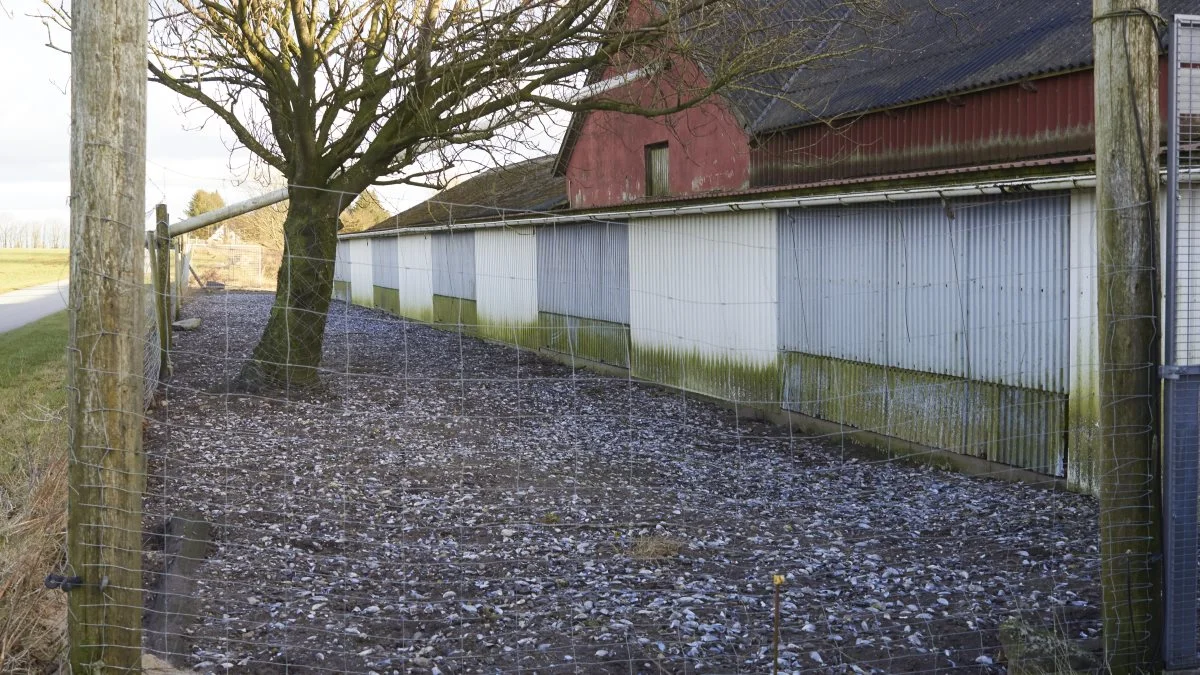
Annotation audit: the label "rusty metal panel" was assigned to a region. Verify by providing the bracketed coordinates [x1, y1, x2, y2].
[750, 70, 1096, 187]
[371, 236, 399, 290]
[432, 230, 476, 300]
[536, 221, 629, 325]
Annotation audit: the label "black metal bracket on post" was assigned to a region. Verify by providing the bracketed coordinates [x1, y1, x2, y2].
[1160, 364, 1200, 380]
[44, 574, 85, 592]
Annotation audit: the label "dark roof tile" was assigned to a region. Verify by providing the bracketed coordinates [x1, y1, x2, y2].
[367, 155, 567, 232]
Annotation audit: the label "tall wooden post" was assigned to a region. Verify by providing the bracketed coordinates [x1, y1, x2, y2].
[1093, 1, 1162, 672]
[156, 204, 172, 374]
[67, 0, 147, 668]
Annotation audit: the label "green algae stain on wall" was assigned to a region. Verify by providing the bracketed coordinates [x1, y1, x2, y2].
[781, 351, 1067, 476]
[632, 344, 780, 406]
[333, 280, 351, 304]
[540, 313, 630, 368]
[373, 287, 401, 315]
[1066, 382, 1100, 494]
[432, 294, 478, 336]
[477, 318, 545, 351]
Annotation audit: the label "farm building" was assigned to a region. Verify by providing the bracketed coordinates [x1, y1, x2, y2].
[335, 0, 1196, 494]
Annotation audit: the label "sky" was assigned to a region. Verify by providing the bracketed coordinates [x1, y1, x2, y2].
[0, 0, 447, 231]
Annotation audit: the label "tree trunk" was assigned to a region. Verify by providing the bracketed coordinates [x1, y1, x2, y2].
[236, 188, 344, 391]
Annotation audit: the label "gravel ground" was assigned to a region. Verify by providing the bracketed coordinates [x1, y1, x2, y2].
[144, 292, 1102, 674]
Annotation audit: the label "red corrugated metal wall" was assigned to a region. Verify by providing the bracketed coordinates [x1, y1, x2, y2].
[750, 60, 1170, 187]
[750, 70, 1099, 187]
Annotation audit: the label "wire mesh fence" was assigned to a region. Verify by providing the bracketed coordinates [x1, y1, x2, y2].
[188, 242, 282, 291]
[89, 181, 1175, 674]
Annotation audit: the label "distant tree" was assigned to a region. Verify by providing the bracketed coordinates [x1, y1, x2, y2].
[230, 201, 289, 251]
[184, 190, 227, 240]
[339, 190, 392, 234]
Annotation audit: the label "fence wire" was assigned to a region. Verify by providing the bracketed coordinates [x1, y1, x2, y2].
[63, 182, 1165, 674]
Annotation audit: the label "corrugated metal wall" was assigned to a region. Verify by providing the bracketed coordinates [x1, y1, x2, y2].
[476, 227, 538, 325]
[396, 234, 434, 318]
[371, 237, 399, 289]
[346, 238, 374, 306]
[536, 222, 630, 324]
[629, 212, 778, 403]
[432, 231, 476, 300]
[779, 194, 1069, 392]
[779, 193, 1070, 474]
[1067, 188, 1100, 490]
[334, 242, 351, 282]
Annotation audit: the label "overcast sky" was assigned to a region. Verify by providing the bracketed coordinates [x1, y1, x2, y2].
[0, 0, 445, 230]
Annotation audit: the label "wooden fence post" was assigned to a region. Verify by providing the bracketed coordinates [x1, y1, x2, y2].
[1093, 0, 1163, 671]
[66, 0, 147, 665]
[155, 205, 171, 375]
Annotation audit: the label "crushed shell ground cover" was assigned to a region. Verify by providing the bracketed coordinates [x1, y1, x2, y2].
[143, 292, 1101, 674]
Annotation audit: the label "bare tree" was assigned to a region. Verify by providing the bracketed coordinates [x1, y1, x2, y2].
[45, 0, 900, 389]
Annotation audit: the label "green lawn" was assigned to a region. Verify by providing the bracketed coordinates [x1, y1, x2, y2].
[0, 310, 68, 670]
[0, 249, 69, 295]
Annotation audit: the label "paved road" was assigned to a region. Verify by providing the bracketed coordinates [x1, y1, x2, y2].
[0, 279, 69, 335]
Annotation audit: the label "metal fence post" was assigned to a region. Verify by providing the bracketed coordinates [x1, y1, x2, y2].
[1162, 14, 1200, 670]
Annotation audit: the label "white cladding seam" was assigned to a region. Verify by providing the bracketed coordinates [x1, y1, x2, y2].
[629, 211, 778, 363]
[432, 231, 476, 300]
[396, 233, 434, 315]
[778, 193, 1070, 393]
[347, 238, 374, 306]
[475, 227, 539, 325]
[536, 222, 630, 324]
[333, 244, 351, 282]
[370, 237, 400, 290]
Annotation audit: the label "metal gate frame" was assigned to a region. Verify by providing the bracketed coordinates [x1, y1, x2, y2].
[1163, 14, 1200, 670]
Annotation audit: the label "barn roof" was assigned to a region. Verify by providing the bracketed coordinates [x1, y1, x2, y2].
[366, 155, 567, 232]
[557, 0, 1188, 175]
[742, 0, 1187, 133]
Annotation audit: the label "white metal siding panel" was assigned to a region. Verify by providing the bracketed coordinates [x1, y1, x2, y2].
[347, 238, 374, 306]
[963, 194, 1069, 391]
[371, 237, 400, 290]
[432, 231, 476, 299]
[779, 206, 889, 364]
[1068, 188, 1100, 489]
[476, 227, 538, 325]
[536, 222, 629, 324]
[397, 234, 433, 318]
[779, 194, 1069, 392]
[629, 212, 777, 365]
[334, 241, 351, 282]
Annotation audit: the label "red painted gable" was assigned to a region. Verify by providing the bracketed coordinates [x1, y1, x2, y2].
[563, 64, 750, 209]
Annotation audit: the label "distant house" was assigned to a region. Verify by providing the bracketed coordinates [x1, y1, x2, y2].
[337, 1, 1200, 494]
[205, 223, 244, 245]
